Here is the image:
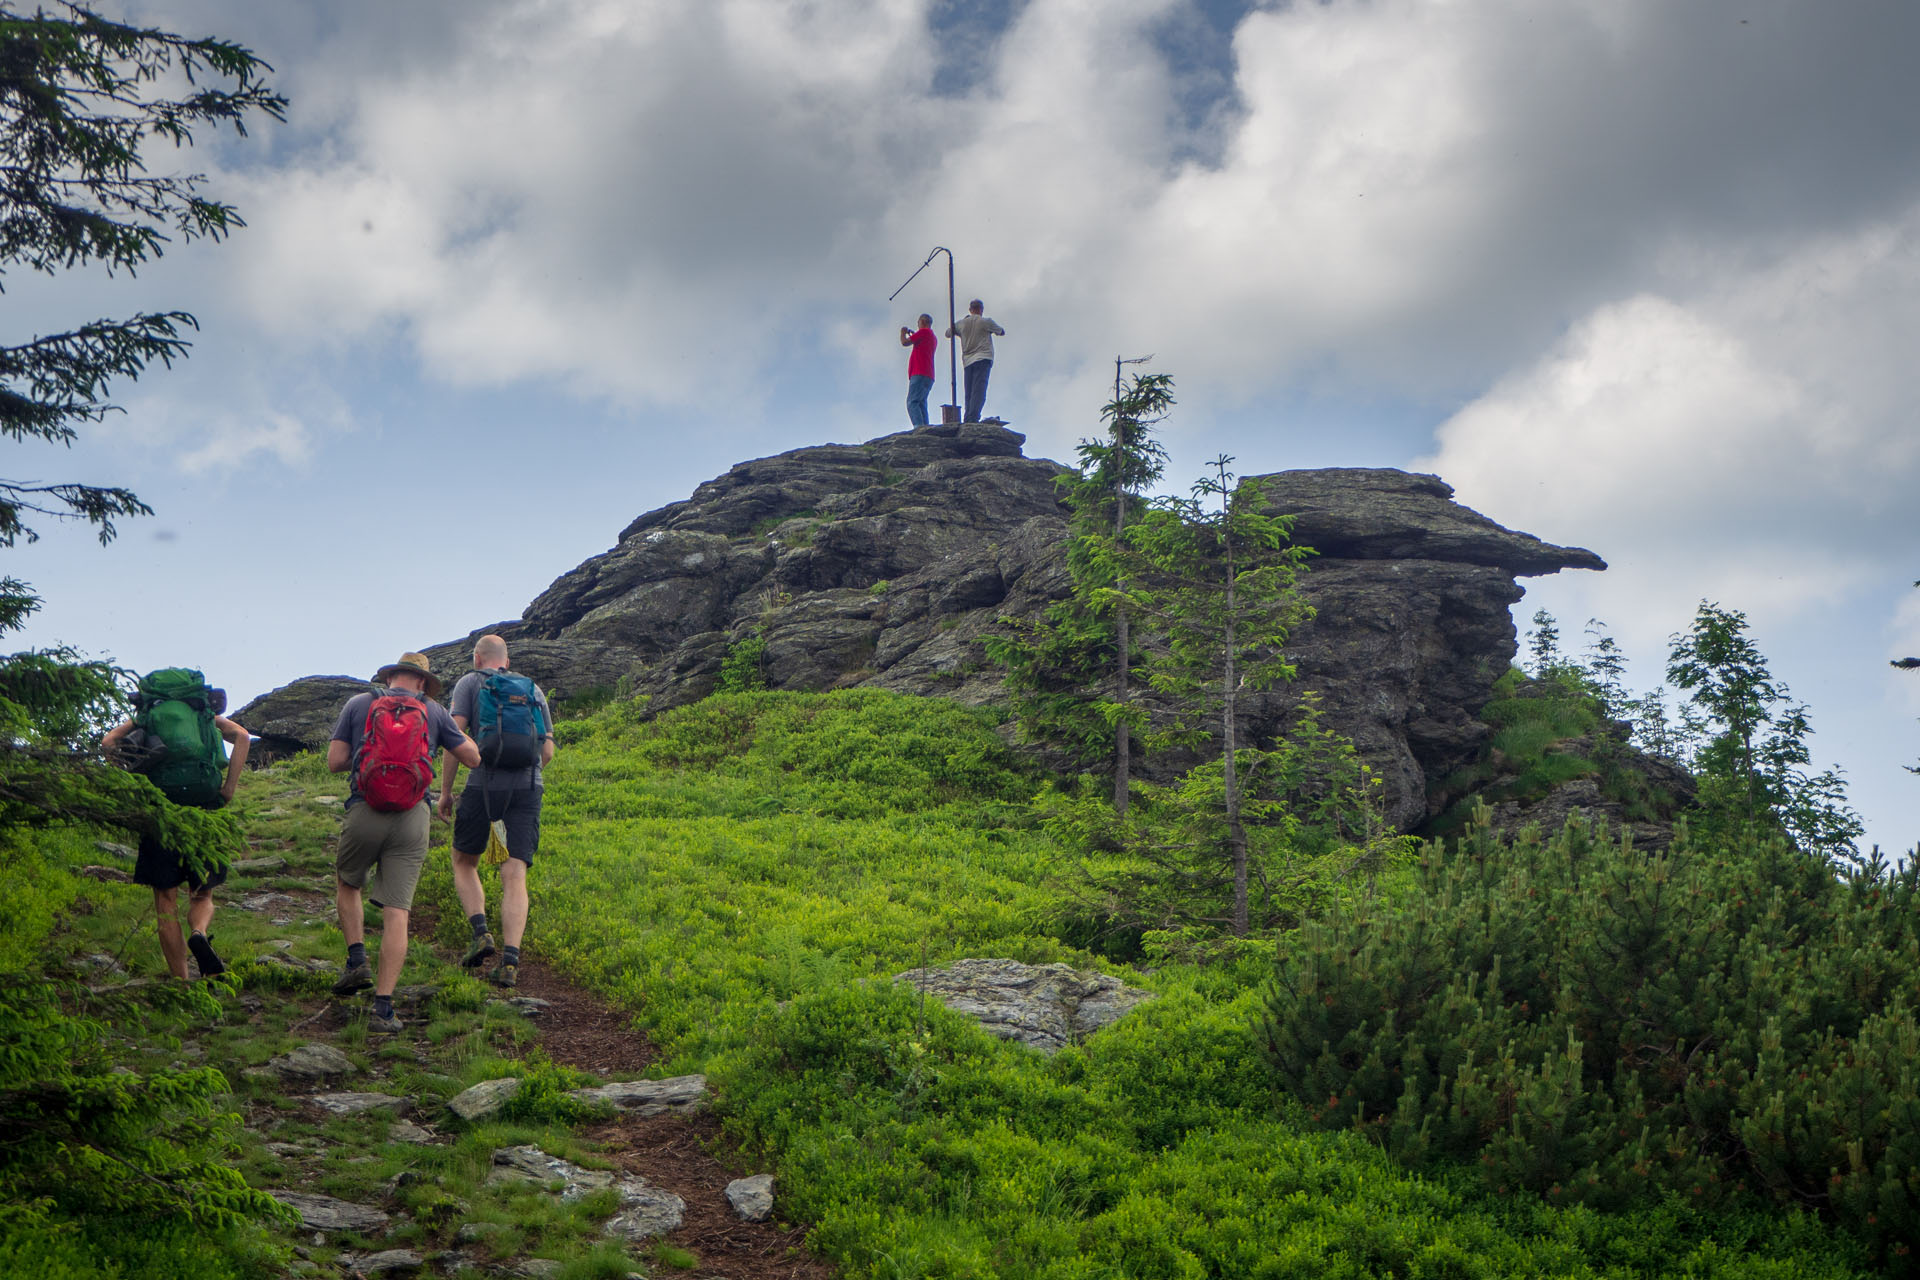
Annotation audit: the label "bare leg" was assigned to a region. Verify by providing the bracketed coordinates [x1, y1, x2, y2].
[451, 851, 487, 921]
[336, 879, 365, 946]
[153, 887, 189, 981]
[187, 890, 215, 937]
[375, 907, 409, 997]
[500, 859, 529, 951]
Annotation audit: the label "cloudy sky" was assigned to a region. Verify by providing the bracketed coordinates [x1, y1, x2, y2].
[10, 0, 1917, 852]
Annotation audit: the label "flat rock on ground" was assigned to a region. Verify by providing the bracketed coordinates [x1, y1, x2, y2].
[570, 1074, 707, 1116]
[268, 1191, 390, 1233]
[266, 1043, 354, 1081]
[308, 1092, 410, 1116]
[448, 1076, 521, 1122]
[894, 958, 1155, 1053]
[488, 1145, 686, 1240]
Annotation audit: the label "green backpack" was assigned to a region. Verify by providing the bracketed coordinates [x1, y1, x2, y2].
[130, 668, 227, 808]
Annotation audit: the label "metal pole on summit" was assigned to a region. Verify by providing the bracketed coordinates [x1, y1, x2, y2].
[889, 246, 959, 421]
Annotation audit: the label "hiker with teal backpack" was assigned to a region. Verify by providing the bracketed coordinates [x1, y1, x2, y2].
[438, 633, 554, 989]
[101, 670, 251, 981]
[326, 652, 480, 1032]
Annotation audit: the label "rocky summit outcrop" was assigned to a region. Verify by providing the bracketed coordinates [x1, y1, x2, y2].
[238, 421, 1605, 831]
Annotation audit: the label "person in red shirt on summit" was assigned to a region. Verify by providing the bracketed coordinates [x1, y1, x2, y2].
[898, 313, 937, 428]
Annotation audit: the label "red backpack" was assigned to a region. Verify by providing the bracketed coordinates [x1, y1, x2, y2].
[357, 692, 433, 812]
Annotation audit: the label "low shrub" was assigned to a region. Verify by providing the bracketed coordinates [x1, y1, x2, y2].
[1261, 810, 1920, 1271]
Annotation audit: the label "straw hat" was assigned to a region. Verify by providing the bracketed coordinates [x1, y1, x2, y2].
[373, 652, 444, 698]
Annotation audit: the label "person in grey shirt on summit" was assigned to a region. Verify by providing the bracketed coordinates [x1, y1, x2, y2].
[947, 300, 1006, 423]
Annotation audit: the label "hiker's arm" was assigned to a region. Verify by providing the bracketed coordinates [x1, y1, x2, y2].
[327, 739, 351, 773]
[899, 327, 913, 346]
[991, 320, 1005, 335]
[441, 716, 469, 797]
[101, 719, 132, 749]
[214, 716, 250, 802]
[449, 733, 482, 770]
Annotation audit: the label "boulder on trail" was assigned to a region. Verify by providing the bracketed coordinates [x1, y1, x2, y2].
[309, 1091, 410, 1116]
[265, 1043, 354, 1082]
[448, 1077, 521, 1122]
[488, 1145, 686, 1239]
[893, 958, 1155, 1053]
[569, 1074, 707, 1116]
[726, 1173, 776, 1223]
[268, 1190, 390, 1233]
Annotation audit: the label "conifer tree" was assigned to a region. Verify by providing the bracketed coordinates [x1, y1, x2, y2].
[986, 369, 1169, 797]
[1113, 457, 1312, 934]
[1, 1, 285, 618]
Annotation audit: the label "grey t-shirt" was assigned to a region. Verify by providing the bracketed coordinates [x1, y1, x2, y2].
[449, 669, 553, 791]
[331, 690, 470, 808]
[946, 314, 1004, 366]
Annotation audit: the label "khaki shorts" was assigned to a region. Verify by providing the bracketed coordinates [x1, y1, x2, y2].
[336, 801, 430, 912]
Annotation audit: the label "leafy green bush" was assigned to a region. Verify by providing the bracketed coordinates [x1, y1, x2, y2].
[0, 980, 294, 1272]
[1260, 811, 1920, 1270]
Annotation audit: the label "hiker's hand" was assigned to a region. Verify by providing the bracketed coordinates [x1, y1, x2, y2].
[436, 792, 455, 822]
[218, 782, 236, 805]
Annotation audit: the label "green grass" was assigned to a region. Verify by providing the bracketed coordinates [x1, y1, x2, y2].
[0, 750, 691, 1278]
[534, 689, 1871, 1279]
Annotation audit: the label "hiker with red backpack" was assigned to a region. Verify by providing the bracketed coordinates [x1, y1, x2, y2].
[101, 670, 251, 981]
[438, 633, 555, 989]
[326, 652, 481, 1032]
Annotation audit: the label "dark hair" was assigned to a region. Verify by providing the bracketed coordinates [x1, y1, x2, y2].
[209, 688, 227, 714]
[918, 313, 932, 326]
[969, 299, 983, 311]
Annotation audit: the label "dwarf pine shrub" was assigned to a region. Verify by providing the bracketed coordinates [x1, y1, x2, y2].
[1260, 809, 1920, 1270]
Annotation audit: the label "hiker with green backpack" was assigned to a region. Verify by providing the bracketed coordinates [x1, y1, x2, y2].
[101, 669, 252, 981]
[439, 633, 555, 990]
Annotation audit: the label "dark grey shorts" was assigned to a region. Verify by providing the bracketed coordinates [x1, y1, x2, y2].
[452, 786, 543, 866]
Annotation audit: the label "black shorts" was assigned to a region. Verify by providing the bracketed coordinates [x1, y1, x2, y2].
[452, 786, 543, 866]
[132, 833, 229, 894]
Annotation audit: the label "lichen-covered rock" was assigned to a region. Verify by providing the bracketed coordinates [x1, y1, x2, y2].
[266, 1043, 354, 1082]
[240, 425, 1605, 830]
[487, 1145, 685, 1239]
[232, 675, 370, 761]
[448, 1077, 521, 1122]
[268, 1191, 389, 1232]
[893, 958, 1154, 1053]
[308, 1092, 410, 1116]
[725, 1173, 776, 1223]
[569, 1074, 706, 1116]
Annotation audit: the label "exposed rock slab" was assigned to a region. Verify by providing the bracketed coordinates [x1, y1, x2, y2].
[309, 1091, 410, 1116]
[448, 1077, 520, 1122]
[487, 1145, 685, 1238]
[725, 1173, 776, 1223]
[233, 675, 369, 763]
[266, 1043, 354, 1081]
[337, 1249, 421, 1275]
[893, 958, 1154, 1053]
[239, 425, 1605, 831]
[268, 1190, 389, 1232]
[569, 1074, 707, 1116]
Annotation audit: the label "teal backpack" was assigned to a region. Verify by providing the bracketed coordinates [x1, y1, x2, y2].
[130, 668, 227, 808]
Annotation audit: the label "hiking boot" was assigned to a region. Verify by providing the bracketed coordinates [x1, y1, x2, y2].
[461, 932, 497, 969]
[331, 961, 373, 996]
[367, 1009, 404, 1034]
[187, 933, 226, 978]
[488, 961, 518, 989]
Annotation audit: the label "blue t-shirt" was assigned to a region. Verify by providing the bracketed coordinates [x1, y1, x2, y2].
[331, 689, 469, 808]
